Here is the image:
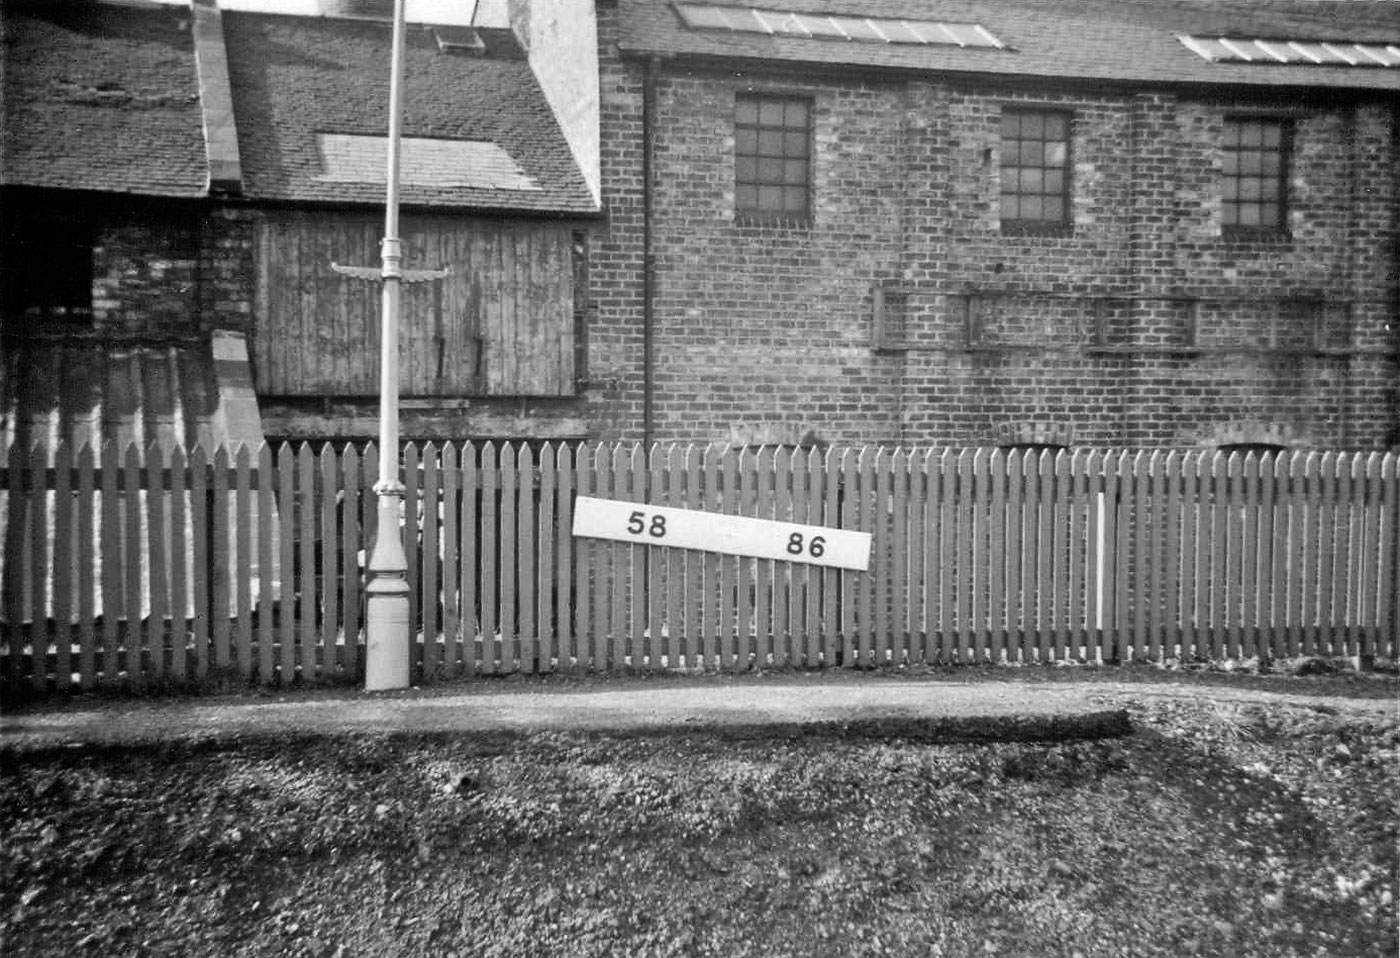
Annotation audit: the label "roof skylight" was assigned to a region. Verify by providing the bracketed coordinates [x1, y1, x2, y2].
[674, 4, 1004, 49]
[432, 26, 486, 55]
[316, 134, 541, 192]
[1180, 36, 1400, 68]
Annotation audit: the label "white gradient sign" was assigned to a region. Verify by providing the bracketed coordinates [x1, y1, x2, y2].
[571, 496, 871, 571]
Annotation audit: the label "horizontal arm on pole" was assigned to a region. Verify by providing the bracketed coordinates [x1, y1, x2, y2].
[331, 263, 450, 284]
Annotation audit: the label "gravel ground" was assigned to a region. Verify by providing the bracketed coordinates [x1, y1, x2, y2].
[1, 667, 1396, 958]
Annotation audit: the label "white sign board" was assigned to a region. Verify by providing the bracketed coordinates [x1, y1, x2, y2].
[571, 496, 871, 571]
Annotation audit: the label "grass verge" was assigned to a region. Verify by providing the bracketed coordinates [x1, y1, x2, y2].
[1, 691, 1395, 957]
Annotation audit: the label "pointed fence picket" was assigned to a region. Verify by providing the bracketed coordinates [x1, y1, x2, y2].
[0, 441, 1395, 693]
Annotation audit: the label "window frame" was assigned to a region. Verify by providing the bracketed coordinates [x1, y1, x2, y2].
[1221, 114, 1293, 238]
[998, 107, 1073, 236]
[733, 91, 814, 226]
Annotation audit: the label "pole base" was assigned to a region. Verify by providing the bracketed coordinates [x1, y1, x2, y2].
[365, 576, 411, 691]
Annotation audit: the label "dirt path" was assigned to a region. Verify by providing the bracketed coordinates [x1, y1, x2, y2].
[3, 670, 1393, 751]
[0, 679, 1111, 749]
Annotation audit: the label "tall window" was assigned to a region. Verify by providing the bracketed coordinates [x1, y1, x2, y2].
[1222, 117, 1290, 235]
[735, 93, 811, 223]
[999, 109, 1071, 233]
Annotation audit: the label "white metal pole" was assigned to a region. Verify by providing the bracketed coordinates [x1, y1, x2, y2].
[364, 0, 411, 691]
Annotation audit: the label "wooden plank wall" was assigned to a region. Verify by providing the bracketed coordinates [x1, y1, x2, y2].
[254, 212, 578, 398]
[1, 443, 1396, 692]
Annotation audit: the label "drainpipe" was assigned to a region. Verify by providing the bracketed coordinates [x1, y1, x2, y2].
[642, 56, 660, 448]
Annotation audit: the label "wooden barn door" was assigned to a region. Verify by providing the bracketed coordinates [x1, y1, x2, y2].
[253, 212, 579, 399]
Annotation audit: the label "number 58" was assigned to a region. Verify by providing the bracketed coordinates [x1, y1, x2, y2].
[627, 511, 668, 538]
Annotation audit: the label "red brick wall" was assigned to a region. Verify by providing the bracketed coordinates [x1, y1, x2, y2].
[592, 37, 1399, 450]
[582, 4, 649, 441]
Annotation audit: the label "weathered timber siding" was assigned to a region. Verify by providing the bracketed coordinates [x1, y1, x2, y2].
[254, 212, 578, 398]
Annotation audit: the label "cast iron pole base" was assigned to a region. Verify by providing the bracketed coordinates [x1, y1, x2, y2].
[364, 484, 411, 691]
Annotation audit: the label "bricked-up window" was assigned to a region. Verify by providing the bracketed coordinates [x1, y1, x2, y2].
[1222, 117, 1290, 234]
[735, 94, 811, 223]
[999, 109, 1071, 233]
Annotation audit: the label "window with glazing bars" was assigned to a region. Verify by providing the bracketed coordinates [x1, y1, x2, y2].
[735, 94, 811, 222]
[999, 109, 1071, 233]
[1222, 117, 1290, 234]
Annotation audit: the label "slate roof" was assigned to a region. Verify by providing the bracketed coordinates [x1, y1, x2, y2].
[222, 11, 596, 213]
[2, 1, 597, 214]
[617, 0, 1400, 91]
[1, 0, 209, 197]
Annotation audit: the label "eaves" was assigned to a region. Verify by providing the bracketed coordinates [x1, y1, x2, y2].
[618, 48, 1400, 104]
[0, 183, 215, 209]
[217, 193, 605, 222]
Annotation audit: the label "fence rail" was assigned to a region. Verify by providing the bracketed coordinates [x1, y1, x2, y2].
[2, 441, 1395, 693]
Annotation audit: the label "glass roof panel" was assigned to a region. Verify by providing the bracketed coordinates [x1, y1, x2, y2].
[1180, 35, 1400, 68]
[1217, 38, 1258, 61]
[794, 14, 849, 38]
[1181, 36, 1232, 61]
[828, 17, 885, 42]
[1354, 45, 1392, 65]
[941, 23, 991, 47]
[674, 4, 739, 29]
[675, 4, 739, 30]
[673, 4, 1005, 48]
[879, 21, 925, 44]
[971, 25, 1005, 49]
[1318, 43, 1360, 65]
[1251, 40, 1297, 63]
[1285, 41, 1327, 63]
[769, 12, 812, 36]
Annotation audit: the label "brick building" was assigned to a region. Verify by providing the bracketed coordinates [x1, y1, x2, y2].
[1, 0, 600, 448]
[6, 0, 1397, 453]
[592, 0, 1400, 450]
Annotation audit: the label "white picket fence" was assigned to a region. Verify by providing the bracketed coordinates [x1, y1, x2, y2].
[2, 442, 1395, 692]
